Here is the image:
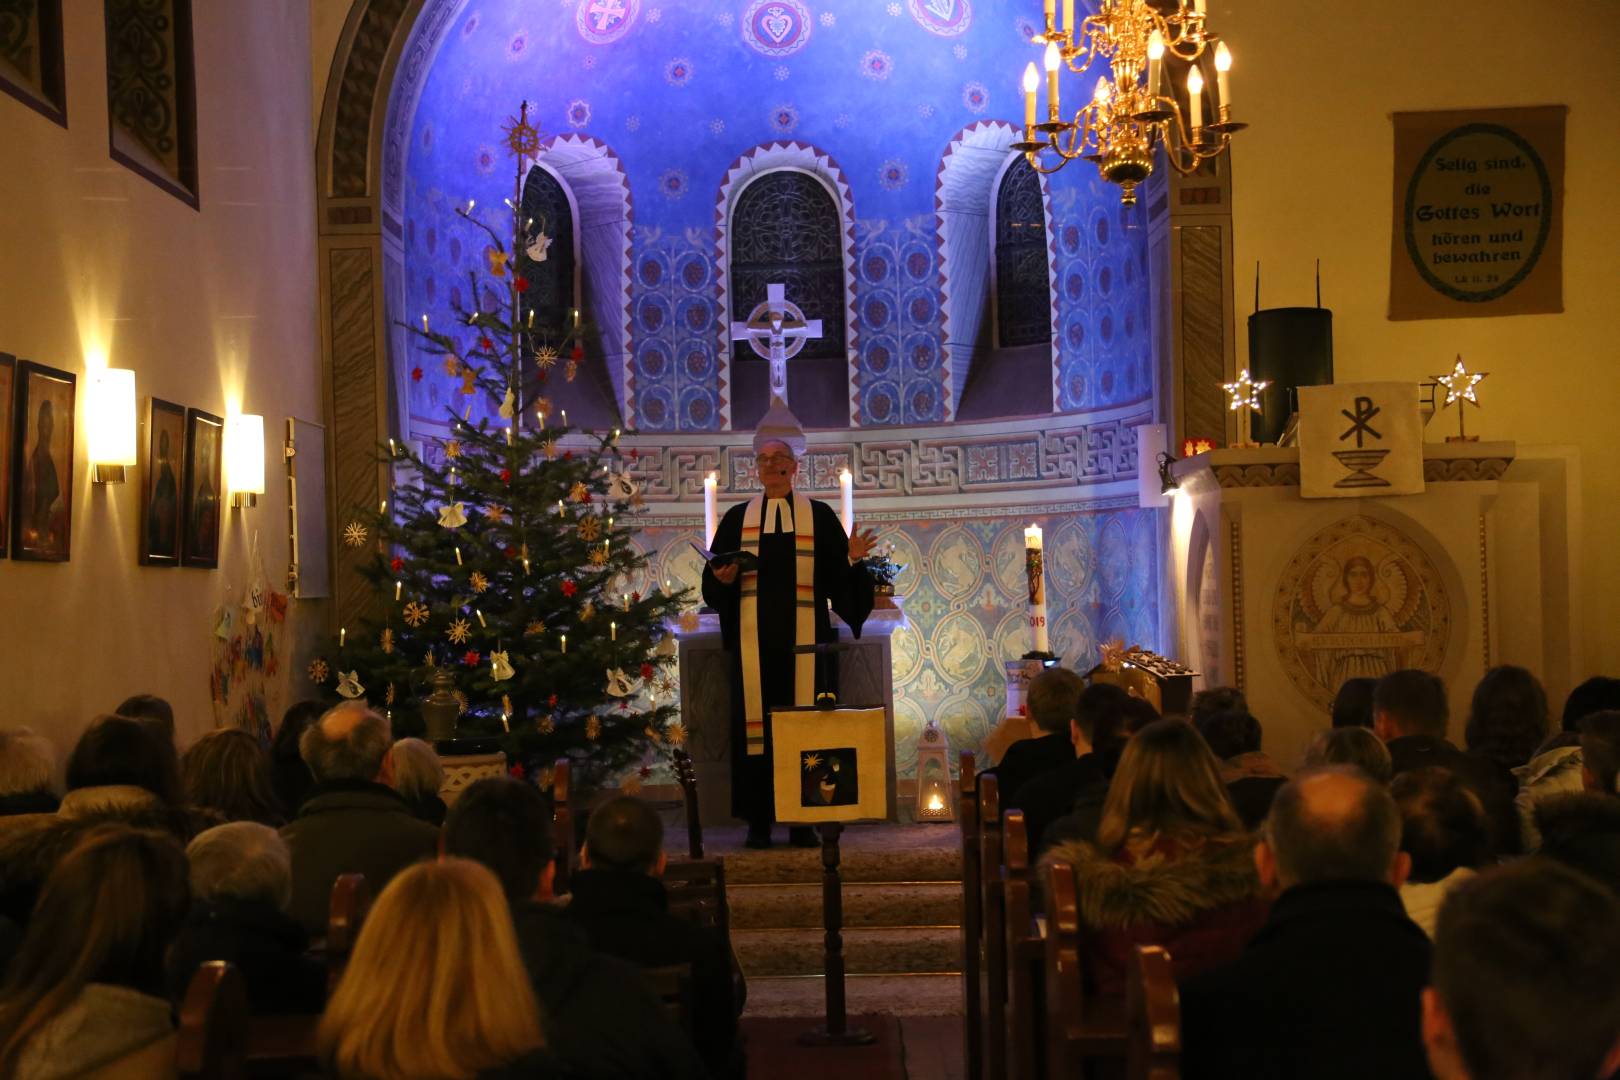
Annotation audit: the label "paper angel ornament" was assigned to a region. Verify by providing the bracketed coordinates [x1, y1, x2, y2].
[499, 385, 516, 419]
[525, 232, 552, 263]
[604, 667, 637, 697]
[335, 671, 366, 699]
[490, 650, 515, 682]
[606, 471, 640, 502]
[437, 502, 469, 529]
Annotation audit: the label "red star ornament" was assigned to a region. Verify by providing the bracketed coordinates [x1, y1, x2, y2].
[514, 275, 530, 292]
[571, 343, 584, 361]
[463, 649, 481, 666]
[640, 662, 656, 680]
[479, 335, 495, 353]
[411, 367, 424, 382]
[548, 694, 559, 708]
[390, 556, 404, 574]
[509, 762, 526, 779]
[561, 580, 577, 598]
[500, 468, 512, 484]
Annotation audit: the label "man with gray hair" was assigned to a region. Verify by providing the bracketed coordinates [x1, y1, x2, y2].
[1179, 766, 1432, 1080]
[0, 729, 58, 815]
[168, 822, 326, 1013]
[279, 702, 439, 933]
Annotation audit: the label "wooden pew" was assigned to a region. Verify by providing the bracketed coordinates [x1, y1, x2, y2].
[1003, 810, 1045, 1080]
[1126, 945, 1180, 1080]
[672, 747, 704, 860]
[325, 872, 371, 998]
[1043, 860, 1127, 1079]
[554, 758, 574, 894]
[176, 961, 248, 1080]
[979, 773, 1008, 1079]
[664, 858, 732, 939]
[959, 750, 984, 1080]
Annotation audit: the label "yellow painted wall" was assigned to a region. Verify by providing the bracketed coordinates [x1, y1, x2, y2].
[0, 1, 324, 757]
[1216, 0, 1620, 678]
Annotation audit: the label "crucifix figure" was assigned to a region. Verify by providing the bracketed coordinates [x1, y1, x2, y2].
[729, 283, 823, 407]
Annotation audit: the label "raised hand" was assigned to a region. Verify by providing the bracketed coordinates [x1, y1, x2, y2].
[848, 527, 878, 562]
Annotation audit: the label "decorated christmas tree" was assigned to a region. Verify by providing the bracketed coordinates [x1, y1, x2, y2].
[308, 103, 688, 787]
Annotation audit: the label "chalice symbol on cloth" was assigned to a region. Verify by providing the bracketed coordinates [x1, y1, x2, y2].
[1332, 396, 1391, 489]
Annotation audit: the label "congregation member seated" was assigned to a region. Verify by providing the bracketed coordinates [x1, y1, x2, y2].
[1195, 707, 1286, 829]
[1374, 669, 1519, 855]
[179, 728, 286, 827]
[1179, 766, 1431, 1080]
[443, 778, 709, 1080]
[1043, 719, 1266, 995]
[1391, 768, 1490, 936]
[567, 796, 742, 1077]
[991, 667, 1087, 805]
[1302, 725, 1392, 783]
[0, 730, 58, 816]
[0, 825, 189, 1080]
[1463, 665, 1548, 774]
[1010, 682, 1131, 853]
[270, 700, 325, 818]
[281, 702, 439, 934]
[1423, 859, 1620, 1080]
[387, 737, 448, 826]
[167, 821, 325, 1015]
[1534, 710, 1620, 891]
[1188, 686, 1246, 728]
[1515, 675, 1620, 850]
[1330, 676, 1377, 729]
[318, 858, 557, 1080]
[60, 715, 185, 822]
[113, 694, 178, 749]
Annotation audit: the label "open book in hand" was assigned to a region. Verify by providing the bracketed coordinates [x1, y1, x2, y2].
[690, 542, 760, 571]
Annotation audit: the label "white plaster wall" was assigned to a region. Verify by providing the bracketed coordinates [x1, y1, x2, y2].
[0, 1, 324, 758]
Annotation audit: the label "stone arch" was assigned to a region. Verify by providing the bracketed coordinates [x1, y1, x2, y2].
[714, 141, 859, 430]
[935, 121, 1059, 419]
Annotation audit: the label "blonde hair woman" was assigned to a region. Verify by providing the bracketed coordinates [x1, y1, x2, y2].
[1045, 719, 1267, 995]
[386, 737, 448, 826]
[319, 858, 548, 1079]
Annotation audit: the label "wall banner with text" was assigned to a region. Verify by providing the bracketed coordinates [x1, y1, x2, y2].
[1388, 105, 1565, 321]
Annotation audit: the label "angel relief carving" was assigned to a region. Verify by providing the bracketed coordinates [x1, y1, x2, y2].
[1273, 516, 1451, 712]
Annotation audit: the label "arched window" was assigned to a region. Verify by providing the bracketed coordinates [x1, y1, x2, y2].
[518, 165, 578, 348]
[729, 171, 847, 366]
[994, 158, 1052, 349]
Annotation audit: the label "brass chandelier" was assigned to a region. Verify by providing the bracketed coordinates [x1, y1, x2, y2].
[1014, 0, 1245, 205]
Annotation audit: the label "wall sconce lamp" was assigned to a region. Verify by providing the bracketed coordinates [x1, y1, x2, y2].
[87, 368, 137, 483]
[226, 413, 265, 508]
[1156, 451, 1181, 496]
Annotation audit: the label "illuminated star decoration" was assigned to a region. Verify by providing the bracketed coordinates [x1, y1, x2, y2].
[1221, 368, 1270, 414]
[1434, 356, 1488, 408]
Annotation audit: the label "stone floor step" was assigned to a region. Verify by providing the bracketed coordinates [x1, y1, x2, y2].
[743, 974, 965, 1019]
[734, 926, 962, 978]
[702, 823, 962, 885]
[728, 881, 961, 930]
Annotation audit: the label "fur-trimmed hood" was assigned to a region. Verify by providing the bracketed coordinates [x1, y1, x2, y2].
[1043, 832, 1261, 929]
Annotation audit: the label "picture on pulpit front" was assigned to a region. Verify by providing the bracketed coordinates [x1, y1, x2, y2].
[1272, 515, 1451, 713]
[801, 748, 859, 807]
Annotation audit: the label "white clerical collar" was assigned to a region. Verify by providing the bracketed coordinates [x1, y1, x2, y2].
[763, 497, 793, 534]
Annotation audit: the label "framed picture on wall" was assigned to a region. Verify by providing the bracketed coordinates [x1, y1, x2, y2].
[140, 398, 186, 567]
[180, 407, 223, 569]
[0, 353, 13, 558]
[10, 360, 75, 562]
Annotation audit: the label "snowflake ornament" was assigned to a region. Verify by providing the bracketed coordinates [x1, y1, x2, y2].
[342, 521, 368, 548]
[538, 715, 556, 735]
[577, 515, 602, 542]
[666, 721, 687, 746]
[535, 345, 559, 369]
[482, 504, 507, 523]
[307, 658, 330, 685]
[569, 481, 590, 503]
[403, 601, 431, 628]
[525, 619, 546, 636]
[589, 547, 608, 566]
[335, 671, 365, 699]
[447, 618, 472, 645]
[445, 439, 462, 459]
[470, 571, 490, 594]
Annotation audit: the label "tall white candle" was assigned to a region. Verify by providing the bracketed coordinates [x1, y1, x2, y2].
[1062, 0, 1074, 32]
[1214, 42, 1232, 111]
[1023, 524, 1050, 654]
[1023, 63, 1039, 129]
[1187, 66, 1205, 130]
[839, 468, 854, 535]
[1147, 30, 1165, 98]
[703, 472, 718, 548]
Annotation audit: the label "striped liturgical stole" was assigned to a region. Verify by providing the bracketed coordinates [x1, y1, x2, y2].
[738, 492, 817, 755]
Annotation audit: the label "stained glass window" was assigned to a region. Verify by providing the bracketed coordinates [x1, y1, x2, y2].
[730, 171, 846, 364]
[995, 159, 1052, 349]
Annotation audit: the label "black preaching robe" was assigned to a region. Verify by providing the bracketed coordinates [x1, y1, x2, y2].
[701, 496, 874, 823]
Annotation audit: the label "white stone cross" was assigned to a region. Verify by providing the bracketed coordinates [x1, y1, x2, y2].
[729, 283, 823, 406]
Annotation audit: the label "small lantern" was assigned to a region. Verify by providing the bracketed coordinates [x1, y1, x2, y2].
[915, 719, 954, 823]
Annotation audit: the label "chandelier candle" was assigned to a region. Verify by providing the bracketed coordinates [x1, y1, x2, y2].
[1023, 63, 1039, 128]
[1187, 67, 1204, 131]
[1214, 41, 1232, 110]
[1024, 524, 1050, 655]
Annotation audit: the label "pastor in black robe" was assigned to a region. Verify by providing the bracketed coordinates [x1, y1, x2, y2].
[701, 496, 875, 825]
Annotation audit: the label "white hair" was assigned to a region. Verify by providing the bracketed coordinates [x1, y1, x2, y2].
[388, 737, 445, 801]
[0, 728, 56, 796]
[187, 821, 294, 909]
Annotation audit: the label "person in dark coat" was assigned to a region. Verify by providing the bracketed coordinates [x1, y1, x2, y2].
[1533, 710, 1620, 892]
[270, 700, 324, 818]
[994, 667, 1087, 807]
[167, 822, 325, 1015]
[1423, 859, 1620, 1080]
[386, 738, 449, 826]
[1180, 766, 1432, 1080]
[279, 703, 439, 935]
[1374, 669, 1519, 855]
[701, 399, 876, 849]
[1009, 682, 1129, 853]
[567, 796, 741, 1077]
[444, 779, 709, 1080]
[1195, 707, 1287, 830]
